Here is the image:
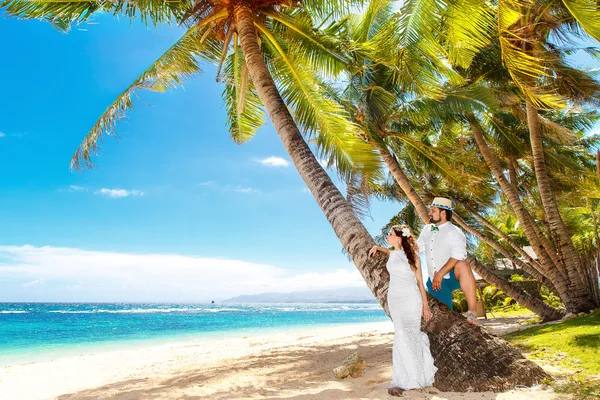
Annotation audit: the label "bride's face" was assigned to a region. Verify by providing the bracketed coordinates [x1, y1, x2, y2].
[386, 229, 402, 248]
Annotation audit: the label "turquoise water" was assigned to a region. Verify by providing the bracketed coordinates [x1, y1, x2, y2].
[0, 303, 387, 366]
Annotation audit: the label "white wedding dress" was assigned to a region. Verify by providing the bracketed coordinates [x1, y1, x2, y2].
[386, 250, 437, 389]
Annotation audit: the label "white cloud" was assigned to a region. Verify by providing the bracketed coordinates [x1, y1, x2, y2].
[198, 181, 213, 186]
[22, 278, 45, 288]
[0, 132, 5, 138]
[233, 187, 256, 193]
[257, 156, 290, 168]
[94, 188, 144, 198]
[0, 245, 365, 302]
[224, 186, 258, 194]
[69, 185, 87, 192]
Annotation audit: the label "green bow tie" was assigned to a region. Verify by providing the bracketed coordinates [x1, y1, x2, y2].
[431, 226, 439, 232]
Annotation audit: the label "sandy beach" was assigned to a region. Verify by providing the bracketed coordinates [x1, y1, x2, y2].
[0, 320, 565, 400]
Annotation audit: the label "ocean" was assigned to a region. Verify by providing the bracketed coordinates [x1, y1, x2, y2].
[0, 302, 388, 366]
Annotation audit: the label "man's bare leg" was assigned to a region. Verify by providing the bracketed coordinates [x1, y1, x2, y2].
[454, 260, 479, 325]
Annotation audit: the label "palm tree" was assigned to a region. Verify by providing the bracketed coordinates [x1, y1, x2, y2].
[1, 0, 550, 389]
[436, 28, 599, 311]
[444, 0, 600, 312]
[335, 1, 563, 320]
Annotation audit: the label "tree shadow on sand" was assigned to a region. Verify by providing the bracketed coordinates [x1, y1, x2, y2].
[57, 332, 544, 400]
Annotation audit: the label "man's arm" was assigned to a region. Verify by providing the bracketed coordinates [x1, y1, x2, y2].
[431, 229, 467, 290]
[438, 257, 460, 277]
[432, 258, 459, 290]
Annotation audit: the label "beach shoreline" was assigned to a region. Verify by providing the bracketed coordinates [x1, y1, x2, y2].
[0, 320, 562, 400]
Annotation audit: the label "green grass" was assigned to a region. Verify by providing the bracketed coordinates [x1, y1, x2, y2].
[505, 308, 600, 399]
[486, 307, 536, 318]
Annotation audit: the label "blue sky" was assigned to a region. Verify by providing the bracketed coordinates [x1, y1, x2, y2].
[1, 10, 598, 303]
[0, 14, 401, 302]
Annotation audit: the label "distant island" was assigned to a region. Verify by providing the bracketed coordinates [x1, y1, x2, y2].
[223, 287, 378, 304]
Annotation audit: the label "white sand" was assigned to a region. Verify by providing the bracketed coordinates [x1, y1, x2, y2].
[0, 321, 565, 400]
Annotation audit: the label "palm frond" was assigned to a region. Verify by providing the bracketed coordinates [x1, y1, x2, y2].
[264, 9, 349, 78]
[71, 25, 221, 169]
[257, 21, 381, 180]
[222, 35, 265, 144]
[353, 0, 393, 43]
[498, 0, 566, 108]
[362, 1, 464, 99]
[445, 0, 496, 68]
[561, 0, 600, 42]
[0, 0, 191, 31]
[301, 0, 365, 20]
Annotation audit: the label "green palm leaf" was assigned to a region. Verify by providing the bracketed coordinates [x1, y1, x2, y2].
[498, 0, 566, 108]
[222, 36, 265, 144]
[70, 25, 221, 169]
[257, 21, 381, 179]
[444, 0, 495, 68]
[0, 0, 190, 31]
[561, 0, 600, 42]
[264, 9, 349, 78]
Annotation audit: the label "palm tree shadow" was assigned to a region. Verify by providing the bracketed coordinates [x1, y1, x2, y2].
[571, 333, 599, 348]
[56, 331, 549, 400]
[57, 335, 394, 400]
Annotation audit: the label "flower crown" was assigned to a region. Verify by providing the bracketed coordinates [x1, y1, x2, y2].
[391, 225, 412, 238]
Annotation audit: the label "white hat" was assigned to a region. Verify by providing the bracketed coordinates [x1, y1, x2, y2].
[430, 197, 454, 211]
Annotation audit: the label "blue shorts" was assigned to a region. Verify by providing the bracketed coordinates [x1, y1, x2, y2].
[426, 269, 461, 309]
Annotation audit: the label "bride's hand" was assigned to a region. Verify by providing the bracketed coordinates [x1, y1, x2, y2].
[422, 304, 432, 321]
[368, 246, 379, 258]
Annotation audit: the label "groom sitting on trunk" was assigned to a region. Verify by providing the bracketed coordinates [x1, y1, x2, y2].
[417, 197, 479, 325]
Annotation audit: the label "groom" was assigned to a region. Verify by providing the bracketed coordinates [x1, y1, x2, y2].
[417, 197, 479, 325]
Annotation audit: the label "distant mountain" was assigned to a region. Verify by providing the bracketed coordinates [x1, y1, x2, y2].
[222, 287, 378, 304]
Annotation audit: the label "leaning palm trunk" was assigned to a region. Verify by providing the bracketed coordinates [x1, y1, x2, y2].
[469, 117, 558, 272]
[378, 145, 430, 221]
[525, 99, 596, 311]
[466, 117, 595, 311]
[453, 214, 559, 298]
[234, 3, 388, 308]
[379, 144, 561, 320]
[507, 154, 520, 192]
[233, 2, 548, 390]
[463, 204, 544, 271]
[458, 201, 560, 295]
[466, 256, 563, 321]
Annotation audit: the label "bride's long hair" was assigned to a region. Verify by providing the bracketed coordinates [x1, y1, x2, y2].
[391, 225, 418, 272]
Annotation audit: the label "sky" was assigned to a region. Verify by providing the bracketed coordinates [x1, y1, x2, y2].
[2, 9, 598, 303]
[0, 13, 401, 302]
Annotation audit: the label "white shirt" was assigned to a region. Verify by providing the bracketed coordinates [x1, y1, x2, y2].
[417, 222, 467, 280]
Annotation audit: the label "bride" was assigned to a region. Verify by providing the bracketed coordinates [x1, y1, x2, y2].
[369, 225, 437, 396]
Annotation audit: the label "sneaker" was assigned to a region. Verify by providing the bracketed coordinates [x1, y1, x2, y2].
[466, 311, 480, 326]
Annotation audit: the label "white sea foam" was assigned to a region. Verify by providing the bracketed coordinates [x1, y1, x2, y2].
[46, 307, 244, 314]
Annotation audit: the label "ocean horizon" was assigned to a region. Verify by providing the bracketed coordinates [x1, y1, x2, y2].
[0, 302, 388, 366]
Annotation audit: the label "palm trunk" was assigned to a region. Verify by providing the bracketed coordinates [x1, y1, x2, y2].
[467, 117, 588, 311]
[377, 144, 429, 221]
[469, 117, 557, 272]
[233, 3, 548, 390]
[233, 4, 389, 310]
[379, 143, 560, 319]
[596, 150, 600, 180]
[525, 99, 596, 312]
[453, 214, 559, 303]
[466, 255, 563, 321]
[462, 204, 559, 294]
[507, 154, 520, 193]
[464, 204, 541, 267]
